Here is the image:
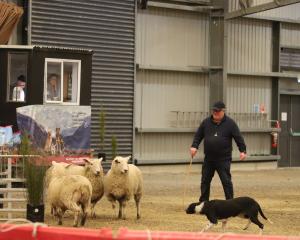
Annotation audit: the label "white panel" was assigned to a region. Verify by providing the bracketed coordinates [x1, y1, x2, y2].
[227, 18, 272, 72]
[233, 133, 271, 157]
[135, 132, 271, 162]
[136, 8, 209, 67]
[135, 70, 209, 129]
[226, 75, 272, 128]
[135, 133, 204, 161]
[281, 23, 300, 47]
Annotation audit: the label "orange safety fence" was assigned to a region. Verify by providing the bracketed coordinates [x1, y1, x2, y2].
[1, 225, 300, 240]
[0, 224, 113, 240]
[116, 228, 300, 240]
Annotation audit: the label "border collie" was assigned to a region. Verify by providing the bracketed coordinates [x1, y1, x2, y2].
[186, 197, 272, 234]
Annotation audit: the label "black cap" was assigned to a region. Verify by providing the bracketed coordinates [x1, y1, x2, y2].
[212, 101, 226, 111]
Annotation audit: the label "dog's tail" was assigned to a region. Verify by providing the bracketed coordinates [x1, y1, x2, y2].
[258, 204, 273, 224]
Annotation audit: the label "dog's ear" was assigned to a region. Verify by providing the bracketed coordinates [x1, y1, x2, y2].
[186, 202, 198, 214]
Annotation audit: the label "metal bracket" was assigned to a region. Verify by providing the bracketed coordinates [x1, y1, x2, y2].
[290, 128, 300, 136]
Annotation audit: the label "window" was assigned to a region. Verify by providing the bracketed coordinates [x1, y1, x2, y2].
[44, 58, 81, 105]
[7, 52, 28, 102]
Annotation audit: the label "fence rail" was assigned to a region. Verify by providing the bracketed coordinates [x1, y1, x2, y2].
[0, 155, 33, 220]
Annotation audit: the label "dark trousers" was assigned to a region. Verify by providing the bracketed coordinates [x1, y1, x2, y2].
[199, 159, 233, 202]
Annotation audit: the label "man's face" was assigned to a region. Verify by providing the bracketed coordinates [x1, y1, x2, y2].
[212, 109, 225, 122]
[49, 77, 57, 86]
[17, 80, 25, 88]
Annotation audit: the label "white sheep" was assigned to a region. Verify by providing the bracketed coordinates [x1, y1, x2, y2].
[47, 174, 92, 227]
[45, 158, 104, 218]
[104, 156, 143, 219]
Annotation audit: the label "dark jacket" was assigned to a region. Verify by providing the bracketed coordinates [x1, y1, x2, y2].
[191, 114, 246, 161]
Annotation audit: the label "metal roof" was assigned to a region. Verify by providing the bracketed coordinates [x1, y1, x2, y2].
[0, 44, 93, 53]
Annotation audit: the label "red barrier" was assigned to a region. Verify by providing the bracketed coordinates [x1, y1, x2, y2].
[0, 224, 113, 240]
[1, 225, 300, 240]
[116, 228, 300, 240]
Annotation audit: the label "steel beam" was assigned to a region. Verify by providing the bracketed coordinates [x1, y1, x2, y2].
[225, 0, 300, 20]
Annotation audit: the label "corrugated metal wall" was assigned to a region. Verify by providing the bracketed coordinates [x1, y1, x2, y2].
[136, 70, 209, 129]
[30, 0, 135, 158]
[281, 23, 300, 47]
[227, 76, 272, 155]
[135, 133, 205, 163]
[136, 7, 209, 67]
[227, 18, 272, 72]
[227, 76, 272, 115]
[135, 7, 210, 163]
[226, 16, 274, 158]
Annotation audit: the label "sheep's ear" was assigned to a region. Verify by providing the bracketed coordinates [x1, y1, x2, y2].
[125, 155, 131, 162]
[98, 157, 103, 163]
[52, 161, 57, 166]
[83, 158, 92, 164]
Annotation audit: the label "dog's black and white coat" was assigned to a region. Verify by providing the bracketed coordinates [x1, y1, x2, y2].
[186, 197, 272, 234]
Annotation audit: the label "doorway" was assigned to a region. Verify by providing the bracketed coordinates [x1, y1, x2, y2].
[279, 94, 300, 167]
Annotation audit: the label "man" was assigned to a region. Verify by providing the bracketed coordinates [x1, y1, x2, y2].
[12, 75, 26, 101]
[190, 101, 247, 203]
[47, 73, 61, 101]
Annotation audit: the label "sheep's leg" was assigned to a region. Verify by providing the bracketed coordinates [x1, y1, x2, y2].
[107, 194, 117, 210]
[134, 194, 141, 219]
[90, 202, 96, 218]
[118, 200, 122, 219]
[68, 191, 83, 227]
[81, 204, 88, 226]
[68, 202, 81, 227]
[121, 201, 127, 220]
[57, 215, 63, 225]
[56, 208, 64, 225]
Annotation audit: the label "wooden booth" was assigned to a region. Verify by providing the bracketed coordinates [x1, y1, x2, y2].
[0, 45, 92, 130]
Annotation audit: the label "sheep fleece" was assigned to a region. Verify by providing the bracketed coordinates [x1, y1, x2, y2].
[47, 175, 92, 211]
[104, 164, 143, 200]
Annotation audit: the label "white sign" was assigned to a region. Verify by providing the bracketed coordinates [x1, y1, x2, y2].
[281, 112, 287, 122]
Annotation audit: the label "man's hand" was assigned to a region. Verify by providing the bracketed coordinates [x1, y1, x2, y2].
[190, 147, 197, 158]
[240, 152, 247, 160]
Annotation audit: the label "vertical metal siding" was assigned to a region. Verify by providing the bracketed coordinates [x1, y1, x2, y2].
[227, 75, 272, 115]
[136, 8, 209, 67]
[226, 75, 272, 156]
[281, 23, 300, 47]
[136, 70, 209, 129]
[135, 133, 271, 162]
[135, 133, 205, 162]
[31, 0, 135, 157]
[227, 18, 272, 72]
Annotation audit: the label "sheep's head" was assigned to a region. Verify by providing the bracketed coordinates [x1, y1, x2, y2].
[111, 156, 131, 174]
[83, 158, 103, 176]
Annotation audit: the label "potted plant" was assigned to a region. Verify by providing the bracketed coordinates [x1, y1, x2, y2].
[98, 107, 106, 161]
[20, 132, 47, 222]
[111, 135, 117, 159]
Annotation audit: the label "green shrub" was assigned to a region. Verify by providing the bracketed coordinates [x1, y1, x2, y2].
[111, 135, 117, 159]
[20, 133, 47, 205]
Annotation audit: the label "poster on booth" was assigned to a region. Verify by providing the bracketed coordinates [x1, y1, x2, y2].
[16, 105, 91, 157]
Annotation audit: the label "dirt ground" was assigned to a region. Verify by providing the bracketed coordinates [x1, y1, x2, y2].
[42, 167, 300, 236]
[2, 167, 300, 236]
